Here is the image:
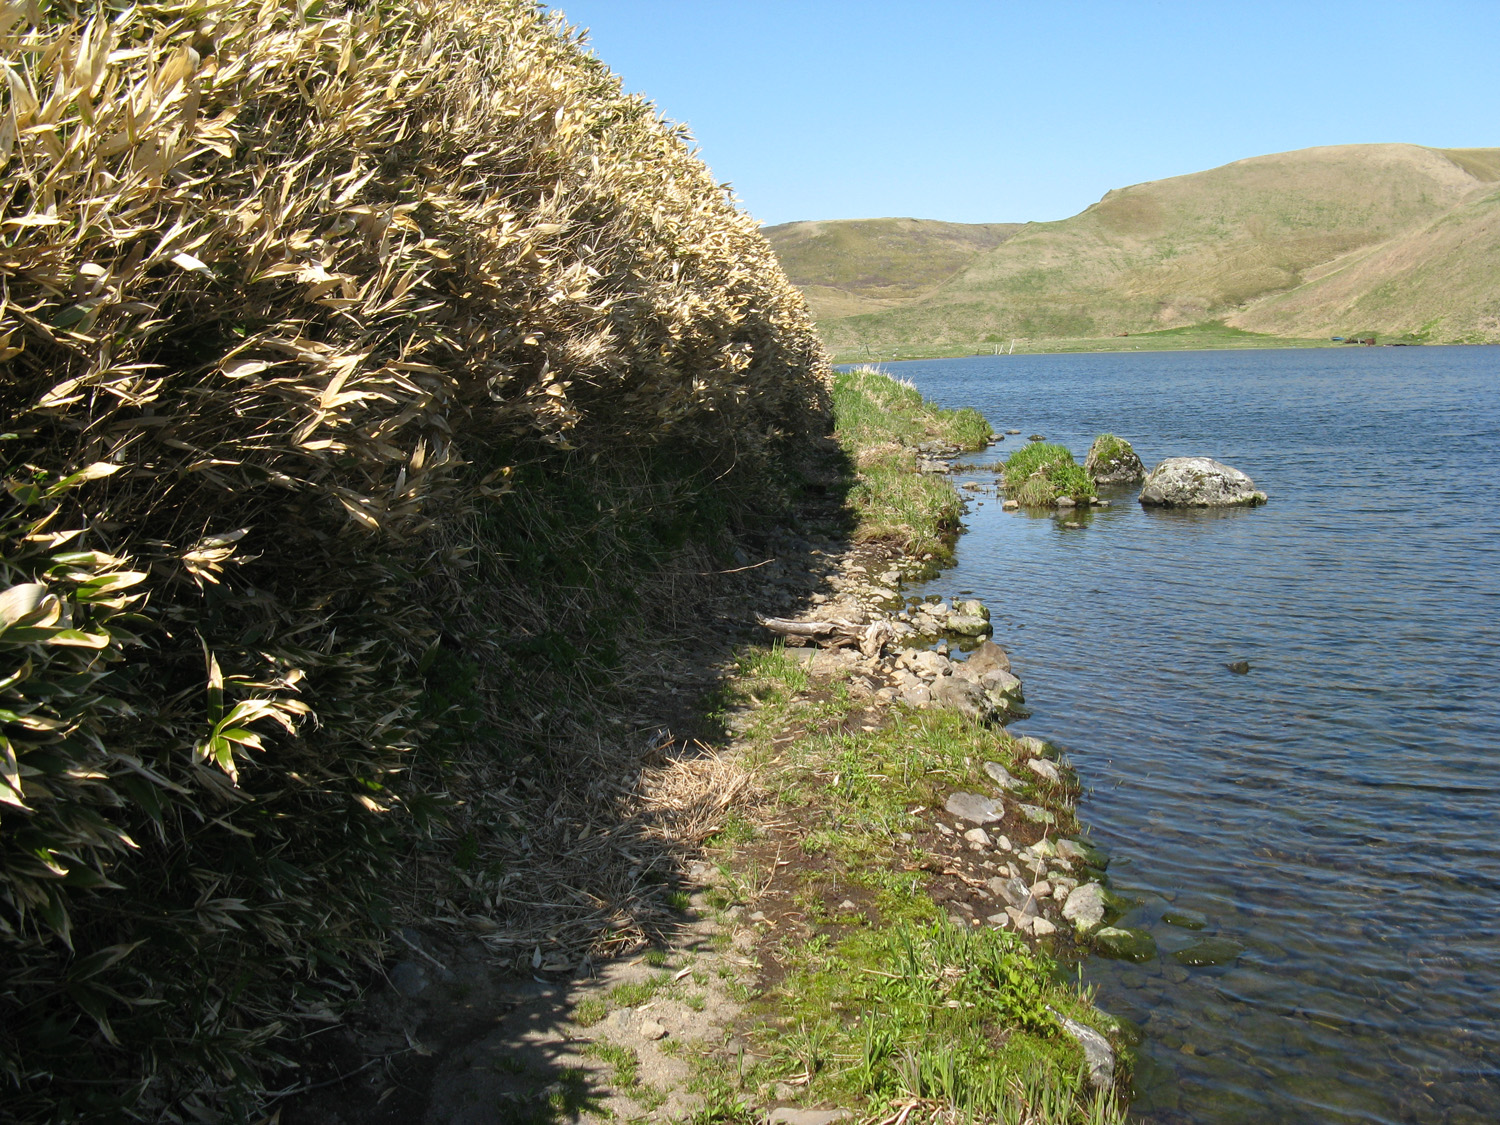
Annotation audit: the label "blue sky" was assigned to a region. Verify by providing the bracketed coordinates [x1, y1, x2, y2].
[553, 1, 1500, 227]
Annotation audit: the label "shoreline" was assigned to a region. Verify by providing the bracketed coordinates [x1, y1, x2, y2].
[280, 371, 1133, 1125]
[828, 337, 1498, 366]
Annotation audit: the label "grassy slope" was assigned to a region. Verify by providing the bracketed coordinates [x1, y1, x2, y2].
[763, 218, 1023, 319]
[794, 144, 1500, 358]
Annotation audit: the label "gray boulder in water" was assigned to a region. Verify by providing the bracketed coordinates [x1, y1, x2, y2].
[1138, 457, 1267, 508]
[1084, 433, 1146, 484]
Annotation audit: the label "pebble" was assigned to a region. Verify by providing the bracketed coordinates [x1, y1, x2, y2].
[639, 1018, 668, 1041]
[1031, 917, 1057, 937]
[962, 827, 991, 846]
[1032, 880, 1053, 897]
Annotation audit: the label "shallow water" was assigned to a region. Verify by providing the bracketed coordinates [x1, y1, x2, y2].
[891, 347, 1500, 1124]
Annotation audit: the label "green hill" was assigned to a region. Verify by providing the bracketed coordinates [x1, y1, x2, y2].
[762, 217, 1022, 318]
[782, 144, 1500, 357]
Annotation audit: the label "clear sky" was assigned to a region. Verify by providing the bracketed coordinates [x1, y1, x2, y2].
[552, 1, 1500, 227]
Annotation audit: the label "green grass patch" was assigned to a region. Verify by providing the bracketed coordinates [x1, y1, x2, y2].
[833, 366, 992, 452]
[585, 1041, 642, 1089]
[1003, 443, 1095, 507]
[760, 919, 1119, 1122]
[607, 972, 673, 1009]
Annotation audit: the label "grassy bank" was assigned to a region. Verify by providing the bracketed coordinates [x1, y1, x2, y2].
[831, 367, 988, 561]
[688, 371, 1131, 1125]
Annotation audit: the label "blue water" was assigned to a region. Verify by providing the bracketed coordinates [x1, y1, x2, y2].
[893, 347, 1500, 1124]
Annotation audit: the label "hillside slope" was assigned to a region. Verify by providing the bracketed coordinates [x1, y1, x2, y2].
[802, 144, 1500, 353]
[1229, 179, 1500, 342]
[762, 217, 1022, 318]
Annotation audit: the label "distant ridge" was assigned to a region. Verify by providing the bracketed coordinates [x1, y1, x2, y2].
[766, 144, 1500, 353]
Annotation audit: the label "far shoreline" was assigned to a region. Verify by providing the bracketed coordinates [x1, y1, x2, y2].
[829, 338, 1496, 366]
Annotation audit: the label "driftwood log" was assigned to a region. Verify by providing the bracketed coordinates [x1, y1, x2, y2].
[757, 616, 894, 658]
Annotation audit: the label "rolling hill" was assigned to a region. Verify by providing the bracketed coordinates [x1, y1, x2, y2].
[770, 144, 1500, 356]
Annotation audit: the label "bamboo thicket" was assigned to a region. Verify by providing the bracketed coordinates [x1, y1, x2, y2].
[0, 0, 828, 1115]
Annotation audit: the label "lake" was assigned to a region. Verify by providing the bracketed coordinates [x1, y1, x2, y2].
[891, 346, 1500, 1124]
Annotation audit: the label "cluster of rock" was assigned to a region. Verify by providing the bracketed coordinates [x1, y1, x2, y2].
[935, 749, 1157, 963]
[891, 638, 1025, 719]
[897, 596, 991, 638]
[912, 440, 960, 474]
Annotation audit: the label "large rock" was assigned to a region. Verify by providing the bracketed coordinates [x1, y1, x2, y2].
[1084, 434, 1146, 485]
[962, 640, 1011, 676]
[1138, 457, 1267, 508]
[930, 675, 989, 720]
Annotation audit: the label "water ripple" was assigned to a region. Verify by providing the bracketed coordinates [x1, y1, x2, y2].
[892, 346, 1500, 1125]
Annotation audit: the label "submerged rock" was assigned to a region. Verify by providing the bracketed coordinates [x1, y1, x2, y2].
[1094, 926, 1159, 962]
[1172, 937, 1244, 967]
[1084, 434, 1146, 484]
[1138, 457, 1267, 508]
[1161, 908, 1208, 930]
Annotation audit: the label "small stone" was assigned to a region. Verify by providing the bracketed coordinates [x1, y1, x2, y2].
[1032, 880, 1052, 897]
[945, 792, 1004, 825]
[1062, 883, 1107, 933]
[935, 821, 955, 837]
[962, 827, 992, 846]
[768, 1110, 850, 1125]
[1018, 803, 1055, 825]
[1002, 499, 1019, 510]
[639, 1018, 668, 1041]
[1026, 758, 1062, 785]
[390, 961, 429, 998]
[983, 761, 1023, 791]
[1031, 917, 1057, 937]
[986, 913, 1010, 927]
[1014, 736, 1052, 758]
[987, 876, 1036, 912]
[1065, 838, 1109, 870]
[1006, 908, 1034, 933]
[994, 834, 1013, 851]
[839, 899, 857, 912]
[748, 911, 766, 922]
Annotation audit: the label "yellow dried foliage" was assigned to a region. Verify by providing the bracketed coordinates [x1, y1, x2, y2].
[0, 0, 826, 1114]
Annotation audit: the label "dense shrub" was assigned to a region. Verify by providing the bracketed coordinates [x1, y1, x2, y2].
[0, 0, 826, 1115]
